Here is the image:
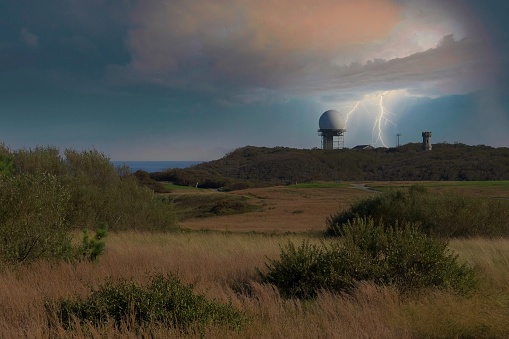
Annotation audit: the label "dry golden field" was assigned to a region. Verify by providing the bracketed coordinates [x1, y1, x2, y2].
[178, 185, 373, 232]
[178, 181, 509, 232]
[1, 182, 509, 338]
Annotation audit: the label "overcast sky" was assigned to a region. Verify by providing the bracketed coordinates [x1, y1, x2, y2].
[1, 0, 508, 160]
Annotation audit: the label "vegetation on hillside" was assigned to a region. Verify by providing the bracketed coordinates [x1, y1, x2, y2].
[152, 144, 509, 188]
[326, 186, 509, 238]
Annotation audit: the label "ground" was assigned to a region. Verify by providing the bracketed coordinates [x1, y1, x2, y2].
[175, 181, 509, 233]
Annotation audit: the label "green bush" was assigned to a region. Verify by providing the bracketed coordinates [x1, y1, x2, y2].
[260, 218, 477, 299]
[326, 186, 509, 237]
[51, 274, 245, 332]
[79, 223, 108, 262]
[64, 149, 177, 232]
[12, 146, 67, 177]
[0, 144, 179, 265]
[338, 218, 478, 294]
[258, 240, 353, 299]
[208, 199, 254, 216]
[4, 146, 179, 232]
[0, 173, 74, 264]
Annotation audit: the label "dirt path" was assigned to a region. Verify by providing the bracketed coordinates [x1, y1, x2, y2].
[350, 183, 380, 192]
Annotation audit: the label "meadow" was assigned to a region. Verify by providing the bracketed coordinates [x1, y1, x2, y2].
[1, 180, 509, 337]
[1, 229, 509, 337]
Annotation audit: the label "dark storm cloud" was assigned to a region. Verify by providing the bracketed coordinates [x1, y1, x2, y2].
[1, 0, 508, 159]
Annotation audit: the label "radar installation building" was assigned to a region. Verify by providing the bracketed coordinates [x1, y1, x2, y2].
[318, 110, 346, 149]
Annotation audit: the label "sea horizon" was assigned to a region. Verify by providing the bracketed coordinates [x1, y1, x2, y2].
[111, 160, 204, 173]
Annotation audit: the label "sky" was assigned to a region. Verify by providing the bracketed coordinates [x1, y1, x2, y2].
[1, 0, 509, 160]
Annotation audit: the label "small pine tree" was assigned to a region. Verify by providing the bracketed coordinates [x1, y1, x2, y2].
[80, 223, 108, 262]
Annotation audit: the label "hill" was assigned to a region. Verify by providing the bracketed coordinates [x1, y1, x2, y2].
[151, 143, 509, 189]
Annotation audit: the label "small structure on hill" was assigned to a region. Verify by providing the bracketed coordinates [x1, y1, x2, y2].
[318, 110, 346, 149]
[422, 131, 432, 151]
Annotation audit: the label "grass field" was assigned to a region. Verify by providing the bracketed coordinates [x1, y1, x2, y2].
[176, 180, 509, 232]
[1, 182, 509, 337]
[1, 232, 508, 338]
[178, 185, 371, 233]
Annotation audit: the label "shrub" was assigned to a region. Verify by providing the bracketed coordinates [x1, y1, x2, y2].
[64, 149, 178, 232]
[0, 173, 74, 264]
[338, 218, 478, 294]
[12, 146, 67, 177]
[260, 218, 477, 299]
[326, 186, 509, 237]
[79, 223, 108, 262]
[209, 199, 254, 216]
[9, 146, 178, 232]
[0, 144, 179, 265]
[258, 240, 335, 299]
[50, 274, 245, 332]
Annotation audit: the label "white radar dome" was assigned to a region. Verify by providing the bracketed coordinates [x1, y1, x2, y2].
[319, 110, 346, 130]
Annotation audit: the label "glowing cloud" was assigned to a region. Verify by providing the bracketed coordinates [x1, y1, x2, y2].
[121, 0, 401, 86]
[112, 0, 498, 101]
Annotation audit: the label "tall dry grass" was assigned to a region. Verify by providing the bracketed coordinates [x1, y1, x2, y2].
[0, 232, 508, 338]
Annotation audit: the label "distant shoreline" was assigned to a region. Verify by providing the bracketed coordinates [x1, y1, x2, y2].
[111, 161, 204, 173]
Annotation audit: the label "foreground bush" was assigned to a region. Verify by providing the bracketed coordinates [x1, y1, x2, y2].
[49, 274, 245, 333]
[0, 173, 73, 264]
[261, 218, 478, 299]
[5, 146, 178, 232]
[0, 145, 178, 265]
[0, 172, 111, 265]
[326, 186, 509, 237]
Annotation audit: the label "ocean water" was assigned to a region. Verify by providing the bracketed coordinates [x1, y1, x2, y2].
[111, 161, 203, 173]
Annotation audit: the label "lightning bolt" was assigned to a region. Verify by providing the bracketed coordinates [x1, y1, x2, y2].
[335, 90, 398, 148]
[371, 91, 396, 147]
[344, 101, 360, 125]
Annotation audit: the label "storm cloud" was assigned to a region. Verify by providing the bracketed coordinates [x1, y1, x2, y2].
[1, 0, 508, 159]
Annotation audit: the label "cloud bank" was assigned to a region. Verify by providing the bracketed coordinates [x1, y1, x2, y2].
[109, 0, 498, 102]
